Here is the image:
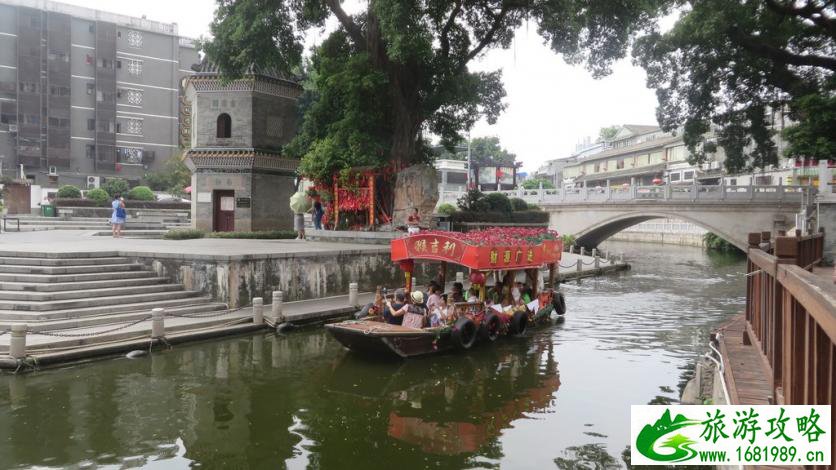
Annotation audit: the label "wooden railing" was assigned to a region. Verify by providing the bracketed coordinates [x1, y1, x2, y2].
[745, 229, 834, 406]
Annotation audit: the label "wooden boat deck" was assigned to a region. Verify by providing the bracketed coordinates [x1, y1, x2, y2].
[327, 320, 438, 337]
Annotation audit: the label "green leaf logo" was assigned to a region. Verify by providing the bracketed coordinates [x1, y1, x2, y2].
[636, 410, 701, 462]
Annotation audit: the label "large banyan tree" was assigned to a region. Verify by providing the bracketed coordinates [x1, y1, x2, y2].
[202, 0, 667, 182]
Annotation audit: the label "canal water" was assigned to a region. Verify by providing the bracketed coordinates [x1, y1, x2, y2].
[0, 241, 746, 469]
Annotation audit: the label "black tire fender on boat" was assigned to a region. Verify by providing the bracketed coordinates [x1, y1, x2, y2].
[553, 291, 566, 315]
[479, 312, 501, 342]
[452, 317, 477, 349]
[509, 310, 528, 336]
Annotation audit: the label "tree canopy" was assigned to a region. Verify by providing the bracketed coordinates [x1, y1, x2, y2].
[203, 0, 667, 182]
[634, 0, 836, 173]
[522, 177, 555, 189]
[433, 136, 516, 166]
[598, 125, 620, 142]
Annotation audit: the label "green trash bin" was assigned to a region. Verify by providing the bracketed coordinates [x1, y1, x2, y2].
[41, 204, 56, 217]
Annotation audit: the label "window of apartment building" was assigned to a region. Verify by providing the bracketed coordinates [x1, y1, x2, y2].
[127, 30, 142, 48]
[616, 159, 625, 170]
[99, 58, 113, 69]
[24, 115, 40, 125]
[86, 144, 95, 158]
[670, 172, 681, 182]
[88, 24, 95, 33]
[48, 117, 69, 128]
[0, 113, 16, 124]
[683, 170, 695, 181]
[127, 59, 142, 76]
[216, 113, 231, 138]
[98, 119, 114, 133]
[85, 54, 94, 65]
[48, 51, 69, 63]
[593, 162, 600, 173]
[117, 146, 143, 164]
[119, 89, 143, 105]
[19, 82, 39, 93]
[87, 118, 95, 131]
[729, 178, 737, 186]
[86, 83, 95, 95]
[755, 175, 772, 185]
[50, 86, 70, 96]
[122, 118, 142, 135]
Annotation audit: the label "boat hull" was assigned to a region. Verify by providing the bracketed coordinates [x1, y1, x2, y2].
[325, 321, 454, 358]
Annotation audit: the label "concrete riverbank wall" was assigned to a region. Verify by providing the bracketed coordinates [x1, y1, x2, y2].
[130, 249, 402, 308]
[605, 219, 706, 248]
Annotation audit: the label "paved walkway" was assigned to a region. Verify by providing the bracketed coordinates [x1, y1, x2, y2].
[0, 230, 388, 260]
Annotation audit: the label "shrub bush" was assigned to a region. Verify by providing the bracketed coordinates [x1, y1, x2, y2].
[703, 232, 743, 254]
[449, 210, 549, 224]
[456, 189, 489, 212]
[127, 185, 156, 201]
[510, 197, 529, 211]
[207, 230, 297, 239]
[527, 202, 542, 211]
[54, 198, 190, 209]
[163, 228, 205, 240]
[56, 185, 82, 199]
[85, 188, 110, 204]
[101, 178, 130, 198]
[436, 203, 456, 216]
[561, 234, 576, 247]
[483, 192, 512, 212]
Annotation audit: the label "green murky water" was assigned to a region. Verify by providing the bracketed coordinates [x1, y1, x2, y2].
[0, 242, 746, 469]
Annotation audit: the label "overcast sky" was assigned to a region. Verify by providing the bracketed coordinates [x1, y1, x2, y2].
[60, 0, 662, 172]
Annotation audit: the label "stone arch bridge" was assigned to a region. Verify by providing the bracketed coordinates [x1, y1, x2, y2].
[482, 184, 809, 251]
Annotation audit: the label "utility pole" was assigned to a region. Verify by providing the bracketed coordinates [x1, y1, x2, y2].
[466, 133, 472, 190]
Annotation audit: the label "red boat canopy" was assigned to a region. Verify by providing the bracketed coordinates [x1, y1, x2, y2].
[390, 228, 563, 271]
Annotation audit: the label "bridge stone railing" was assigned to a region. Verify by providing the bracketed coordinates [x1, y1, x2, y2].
[446, 184, 809, 206]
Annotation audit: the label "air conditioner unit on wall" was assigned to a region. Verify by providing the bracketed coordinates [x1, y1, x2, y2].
[8, 125, 17, 133]
[48, 166, 58, 176]
[87, 175, 100, 189]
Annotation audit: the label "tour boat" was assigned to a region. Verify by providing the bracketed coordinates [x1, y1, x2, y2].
[325, 228, 566, 358]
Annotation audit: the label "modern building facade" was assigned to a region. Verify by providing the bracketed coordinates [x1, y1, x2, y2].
[0, 0, 199, 189]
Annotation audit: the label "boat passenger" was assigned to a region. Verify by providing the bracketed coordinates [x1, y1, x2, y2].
[429, 295, 449, 327]
[426, 284, 443, 313]
[383, 289, 407, 325]
[387, 291, 428, 328]
[450, 282, 465, 303]
[466, 287, 479, 303]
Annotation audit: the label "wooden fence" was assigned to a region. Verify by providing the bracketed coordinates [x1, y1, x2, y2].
[745, 229, 834, 406]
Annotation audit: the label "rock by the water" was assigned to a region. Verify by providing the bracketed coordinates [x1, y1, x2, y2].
[126, 350, 147, 359]
[392, 164, 439, 226]
[276, 322, 294, 333]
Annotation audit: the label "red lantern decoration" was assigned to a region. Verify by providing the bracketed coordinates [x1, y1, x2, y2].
[652, 177, 663, 185]
[469, 271, 485, 285]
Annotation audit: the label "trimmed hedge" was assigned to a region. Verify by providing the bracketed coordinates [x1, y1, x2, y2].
[57, 185, 82, 199]
[127, 185, 156, 201]
[54, 198, 190, 209]
[163, 228, 205, 240]
[208, 230, 297, 240]
[449, 210, 549, 224]
[436, 203, 456, 216]
[86, 188, 110, 204]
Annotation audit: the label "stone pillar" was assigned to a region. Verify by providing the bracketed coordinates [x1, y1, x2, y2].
[252, 297, 264, 325]
[9, 324, 27, 359]
[580, 246, 586, 257]
[271, 291, 284, 323]
[348, 282, 359, 307]
[591, 248, 597, 258]
[594, 255, 600, 269]
[576, 259, 582, 273]
[151, 308, 166, 339]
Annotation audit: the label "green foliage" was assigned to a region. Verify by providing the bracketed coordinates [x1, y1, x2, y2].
[449, 210, 549, 225]
[527, 202, 542, 211]
[101, 178, 129, 198]
[163, 228, 206, 240]
[85, 188, 110, 205]
[143, 157, 191, 196]
[207, 230, 297, 239]
[56, 185, 82, 199]
[510, 197, 529, 211]
[703, 232, 743, 254]
[634, 0, 835, 172]
[522, 178, 555, 189]
[561, 234, 576, 247]
[483, 192, 512, 212]
[469, 136, 516, 167]
[205, 0, 666, 178]
[456, 189, 489, 212]
[782, 91, 836, 161]
[126, 186, 156, 201]
[598, 125, 620, 142]
[436, 203, 456, 216]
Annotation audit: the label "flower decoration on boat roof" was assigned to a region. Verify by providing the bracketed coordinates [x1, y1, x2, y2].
[420, 228, 560, 246]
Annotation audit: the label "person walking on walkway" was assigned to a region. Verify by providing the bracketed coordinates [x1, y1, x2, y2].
[110, 195, 126, 238]
[312, 200, 324, 230]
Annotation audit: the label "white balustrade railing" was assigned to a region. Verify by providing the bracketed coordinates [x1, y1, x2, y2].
[439, 184, 810, 206]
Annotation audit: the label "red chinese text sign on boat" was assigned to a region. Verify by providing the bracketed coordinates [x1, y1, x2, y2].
[391, 228, 563, 270]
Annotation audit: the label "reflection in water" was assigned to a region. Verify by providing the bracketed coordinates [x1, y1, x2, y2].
[0, 242, 746, 469]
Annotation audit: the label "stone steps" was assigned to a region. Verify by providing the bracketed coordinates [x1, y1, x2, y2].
[0, 276, 169, 292]
[0, 302, 229, 331]
[0, 263, 144, 275]
[0, 256, 130, 267]
[0, 289, 203, 312]
[0, 283, 183, 302]
[0, 270, 156, 283]
[0, 295, 216, 321]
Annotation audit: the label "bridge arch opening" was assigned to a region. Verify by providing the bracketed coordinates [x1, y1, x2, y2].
[573, 212, 744, 251]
